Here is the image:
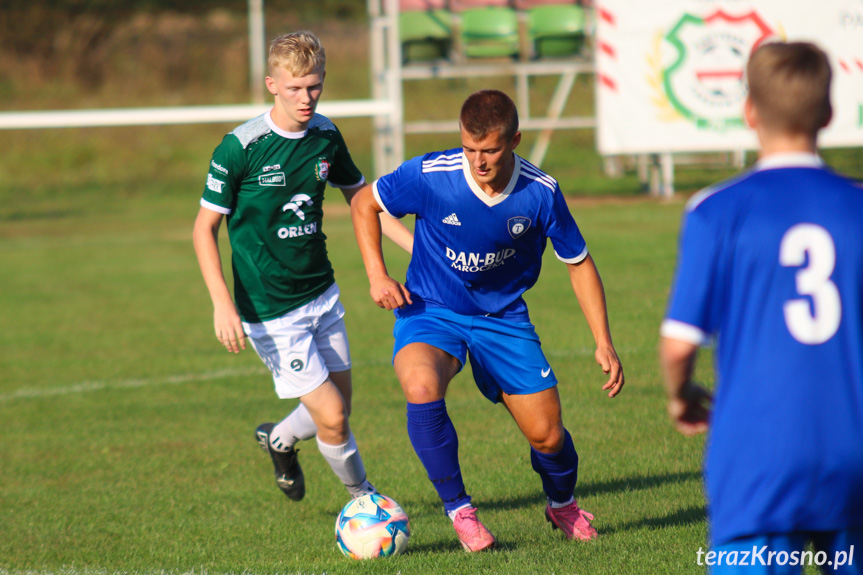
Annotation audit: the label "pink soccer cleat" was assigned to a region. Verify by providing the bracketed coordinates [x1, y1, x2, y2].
[545, 500, 597, 541]
[452, 506, 496, 552]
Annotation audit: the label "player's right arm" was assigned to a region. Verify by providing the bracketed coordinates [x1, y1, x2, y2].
[660, 199, 721, 434]
[192, 206, 246, 353]
[350, 184, 412, 310]
[659, 337, 711, 435]
[339, 183, 414, 254]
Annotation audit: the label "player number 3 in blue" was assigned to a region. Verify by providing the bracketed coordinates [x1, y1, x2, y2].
[779, 223, 842, 345]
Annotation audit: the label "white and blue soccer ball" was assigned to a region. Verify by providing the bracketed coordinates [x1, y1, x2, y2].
[335, 493, 410, 559]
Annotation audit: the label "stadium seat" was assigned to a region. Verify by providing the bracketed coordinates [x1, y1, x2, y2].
[450, 0, 511, 8]
[458, 5, 520, 59]
[513, 0, 574, 6]
[525, 2, 585, 58]
[400, 0, 449, 8]
[399, 8, 454, 62]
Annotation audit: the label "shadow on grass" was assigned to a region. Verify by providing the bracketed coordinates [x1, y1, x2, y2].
[578, 470, 702, 498]
[585, 471, 707, 535]
[477, 470, 702, 514]
[363, 470, 705, 555]
[602, 504, 707, 535]
[403, 539, 465, 555]
[405, 538, 521, 555]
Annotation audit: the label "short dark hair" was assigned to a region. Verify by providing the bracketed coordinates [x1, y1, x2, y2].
[747, 41, 832, 136]
[459, 90, 519, 141]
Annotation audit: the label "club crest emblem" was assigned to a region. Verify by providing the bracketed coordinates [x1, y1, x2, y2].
[649, 9, 778, 131]
[508, 216, 531, 239]
[315, 158, 330, 182]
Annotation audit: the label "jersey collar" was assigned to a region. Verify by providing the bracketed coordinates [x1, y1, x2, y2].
[265, 110, 308, 139]
[754, 152, 823, 172]
[461, 153, 522, 207]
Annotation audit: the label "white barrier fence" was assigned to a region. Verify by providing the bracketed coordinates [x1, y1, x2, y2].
[0, 101, 393, 130]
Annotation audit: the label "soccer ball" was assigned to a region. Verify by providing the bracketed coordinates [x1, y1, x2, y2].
[335, 493, 410, 559]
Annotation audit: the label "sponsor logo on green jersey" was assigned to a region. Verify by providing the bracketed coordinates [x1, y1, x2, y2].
[210, 160, 228, 175]
[259, 172, 286, 186]
[207, 174, 225, 193]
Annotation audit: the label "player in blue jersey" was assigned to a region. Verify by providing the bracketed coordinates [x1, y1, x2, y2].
[661, 42, 863, 574]
[351, 89, 625, 551]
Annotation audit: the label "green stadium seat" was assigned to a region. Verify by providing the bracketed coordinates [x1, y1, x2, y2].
[400, 9, 454, 62]
[450, 0, 511, 9]
[401, 0, 448, 7]
[527, 3, 585, 58]
[459, 6, 520, 59]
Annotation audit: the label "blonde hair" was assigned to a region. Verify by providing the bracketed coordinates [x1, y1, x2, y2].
[268, 31, 326, 77]
[747, 41, 832, 136]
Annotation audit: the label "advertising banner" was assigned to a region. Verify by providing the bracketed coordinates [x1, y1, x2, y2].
[595, 0, 863, 154]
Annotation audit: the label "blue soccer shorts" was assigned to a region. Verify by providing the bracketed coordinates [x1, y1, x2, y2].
[392, 305, 557, 403]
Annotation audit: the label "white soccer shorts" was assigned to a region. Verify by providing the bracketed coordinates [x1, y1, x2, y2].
[243, 283, 351, 399]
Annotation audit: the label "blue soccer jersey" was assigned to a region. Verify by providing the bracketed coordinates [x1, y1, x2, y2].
[662, 154, 863, 545]
[373, 149, 588, 320]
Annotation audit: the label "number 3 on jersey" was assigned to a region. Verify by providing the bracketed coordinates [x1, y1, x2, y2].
[779, 224, 842, 345]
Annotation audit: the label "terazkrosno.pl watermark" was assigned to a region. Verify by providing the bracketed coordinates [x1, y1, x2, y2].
[696, 546, 855, 570]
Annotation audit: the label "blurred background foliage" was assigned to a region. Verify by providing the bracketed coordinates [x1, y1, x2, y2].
[0, 0, 367, 108]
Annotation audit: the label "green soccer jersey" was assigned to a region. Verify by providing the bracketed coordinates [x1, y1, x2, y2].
[201, 112, 363, 323]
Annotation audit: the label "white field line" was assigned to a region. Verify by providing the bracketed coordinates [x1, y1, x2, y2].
[0, 366, 266, 402]
[0, 347, 606, 403]
[0, 571, 318, 575]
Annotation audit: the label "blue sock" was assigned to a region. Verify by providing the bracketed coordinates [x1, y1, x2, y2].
[406, 399, 471, 514]
[530, 429, 578, 504]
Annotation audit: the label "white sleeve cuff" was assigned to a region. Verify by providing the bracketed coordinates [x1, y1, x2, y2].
[200, 198, 231, 215]
[371, 180, 397, 218]
[660, 319, 710, 346]
[329, 176, 366, 189]
[555, 246, 589, 264]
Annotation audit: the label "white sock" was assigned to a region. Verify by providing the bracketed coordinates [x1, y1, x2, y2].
[549, 496, 575, 509]
[316, 433, 376, 498]
[447, 503, 472, 521]
[270, 404, 317, 452]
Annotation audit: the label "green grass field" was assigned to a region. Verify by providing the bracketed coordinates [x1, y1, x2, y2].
[0, 161, 722, 574]
[2, 128, 854, 575]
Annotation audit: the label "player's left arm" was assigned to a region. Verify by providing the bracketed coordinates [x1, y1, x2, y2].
[340, 184, 413, 254]
[567, 255, 625, 397]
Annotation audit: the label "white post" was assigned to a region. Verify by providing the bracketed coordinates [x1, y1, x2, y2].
[369, 0, 390, 178]
[384, 0, 405, 173]
[248, 0, 266, 104]
[528, 69, 577, 168]
[733, 149, 747, 169]
[660, 152, 675, 198]
[637, 154, 649, 192]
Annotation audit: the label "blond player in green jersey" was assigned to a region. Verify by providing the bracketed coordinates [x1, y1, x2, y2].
[193, 31, 412, 502]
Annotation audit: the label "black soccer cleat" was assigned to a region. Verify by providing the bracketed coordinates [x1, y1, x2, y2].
[255, 422, 305, 502]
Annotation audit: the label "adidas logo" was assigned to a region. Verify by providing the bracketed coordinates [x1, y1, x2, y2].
[442, 213, 461, 226]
